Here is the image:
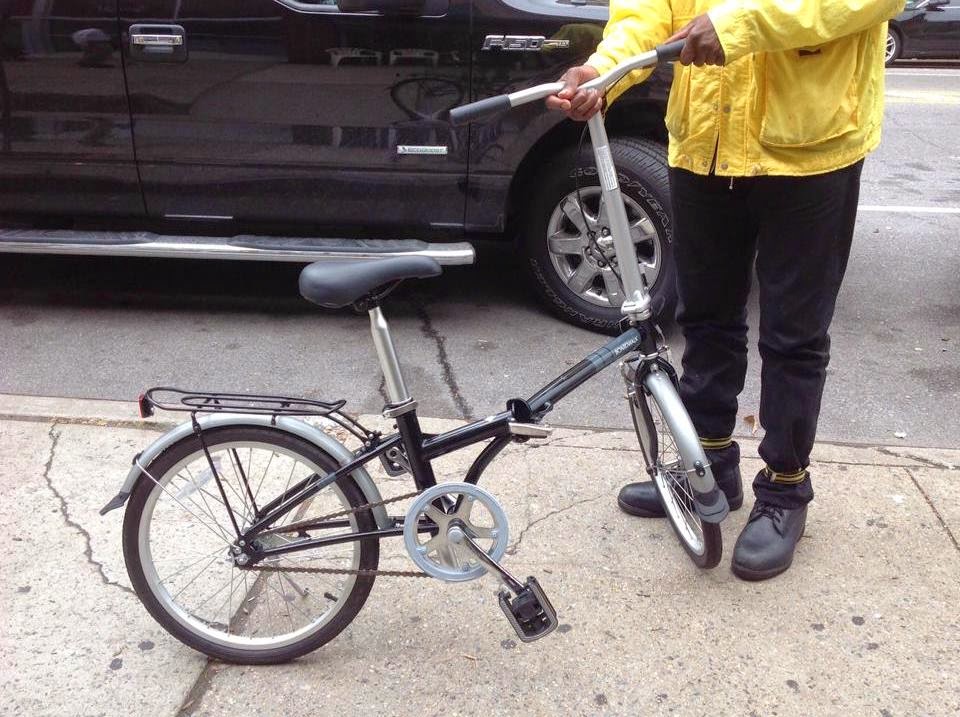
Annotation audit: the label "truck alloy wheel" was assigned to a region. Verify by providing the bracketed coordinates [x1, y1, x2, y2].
[522, 137, 676, 334]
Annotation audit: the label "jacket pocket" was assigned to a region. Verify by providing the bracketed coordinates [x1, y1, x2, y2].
[759, 38, 860, 148]
[665, 63, 691, 140]
[664, 14, 694, 141]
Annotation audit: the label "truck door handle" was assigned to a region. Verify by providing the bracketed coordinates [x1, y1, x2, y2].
[128, 24, 187, 62]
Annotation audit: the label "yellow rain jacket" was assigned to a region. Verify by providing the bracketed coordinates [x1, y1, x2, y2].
[587, 0, 905, 177]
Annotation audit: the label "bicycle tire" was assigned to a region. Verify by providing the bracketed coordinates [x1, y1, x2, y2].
[122, 425, 379, 664]
[629, 371, 722, 569]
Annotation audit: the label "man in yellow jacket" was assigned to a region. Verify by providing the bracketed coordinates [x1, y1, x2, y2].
[548, 0, 904, 580]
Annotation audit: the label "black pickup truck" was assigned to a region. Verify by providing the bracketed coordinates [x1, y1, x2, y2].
[0, 0, 672, 331]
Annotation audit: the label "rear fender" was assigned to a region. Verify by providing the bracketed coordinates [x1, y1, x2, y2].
[99, 414, 390, 529]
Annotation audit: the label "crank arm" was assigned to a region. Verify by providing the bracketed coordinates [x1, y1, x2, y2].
[448, 525, 559, 643]
[448, 525, 524, 593]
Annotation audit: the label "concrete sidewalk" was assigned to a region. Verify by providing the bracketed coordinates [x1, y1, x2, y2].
[2, 394, 958, 717]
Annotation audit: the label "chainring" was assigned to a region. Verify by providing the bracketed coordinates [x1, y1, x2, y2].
[403, 482, 509, 582]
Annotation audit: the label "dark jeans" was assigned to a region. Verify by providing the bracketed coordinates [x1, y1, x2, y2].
[669, 161, 863, 508]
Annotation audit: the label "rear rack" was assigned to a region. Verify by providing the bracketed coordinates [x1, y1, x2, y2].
[139, 387, 375, 442]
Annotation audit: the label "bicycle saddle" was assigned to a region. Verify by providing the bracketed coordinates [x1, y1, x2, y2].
[299, 256, 442, 309]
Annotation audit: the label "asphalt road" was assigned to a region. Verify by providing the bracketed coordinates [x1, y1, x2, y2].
[1, 67, 958, 448]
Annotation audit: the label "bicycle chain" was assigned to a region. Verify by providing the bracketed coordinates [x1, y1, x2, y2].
[248, 489, 431, 579]
[251, 564, 430, 578]
[257, 489, 423, 537]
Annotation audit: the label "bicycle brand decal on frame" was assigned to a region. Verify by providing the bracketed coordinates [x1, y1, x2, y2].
[482, 35, 571, 52]
[397, 146, 449, 156]
[595, 144, 618, 191]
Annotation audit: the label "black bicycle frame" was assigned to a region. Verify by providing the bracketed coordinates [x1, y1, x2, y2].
[243, 322, 657, 560]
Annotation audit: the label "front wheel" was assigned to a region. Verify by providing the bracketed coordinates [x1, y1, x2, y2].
[521, 137, 676, 334]
[628, 370, 722, 569]
[122, 426, 380, 664]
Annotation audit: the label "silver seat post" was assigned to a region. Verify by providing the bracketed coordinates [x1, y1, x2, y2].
[585, 112, 652, 322]
[368, 306, 411, 405]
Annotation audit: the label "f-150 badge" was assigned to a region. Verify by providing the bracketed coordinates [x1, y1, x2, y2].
[482, 35, 570, 51]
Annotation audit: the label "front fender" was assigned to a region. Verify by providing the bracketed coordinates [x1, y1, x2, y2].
[643, 369, 729, 524]
[100, 414, 390, 529]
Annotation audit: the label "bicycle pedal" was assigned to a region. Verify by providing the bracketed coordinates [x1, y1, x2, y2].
[498, 576, 558, 643]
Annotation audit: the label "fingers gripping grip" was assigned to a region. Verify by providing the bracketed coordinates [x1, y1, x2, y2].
[655, 40, 686, 63]
[448, 94, 511, 126]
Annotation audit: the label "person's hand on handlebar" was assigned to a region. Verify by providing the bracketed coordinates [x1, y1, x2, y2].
[546, 16, 722, 122]
[667, 14, 725, 67]
[545, 65, 602, 122]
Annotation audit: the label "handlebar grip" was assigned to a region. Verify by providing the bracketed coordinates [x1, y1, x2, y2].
[448, 94, 512, 126]
[655, 39, 686, 63]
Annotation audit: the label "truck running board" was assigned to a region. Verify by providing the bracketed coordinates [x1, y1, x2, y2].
[0, 229, 475, 266]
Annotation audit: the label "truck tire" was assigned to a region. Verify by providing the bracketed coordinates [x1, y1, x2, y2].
[885, 27, 902, 66]
[521, 137, 675, 334]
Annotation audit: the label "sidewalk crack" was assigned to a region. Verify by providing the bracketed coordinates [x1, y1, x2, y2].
[905, 467, 960, 555]
[524, 429, 598, 449]
[176, 659, 218, 717]
[878, 447, 956, 471]
[42, 424, 135, 596]
[507, 495, 606, 556]
[417, 305, 474, 421]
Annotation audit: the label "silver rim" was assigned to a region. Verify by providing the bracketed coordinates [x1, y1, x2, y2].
[138, 441, 361, 652]
[546, 187, 661, 308]
[886, 31, 897, 63]
[636, 396, 706, 555]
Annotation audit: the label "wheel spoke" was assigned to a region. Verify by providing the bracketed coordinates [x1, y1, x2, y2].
[548, 233, 587, 256]
[455, 496, 475, 522]
[253, 451, 276, 503]
[675, 496, 702, 535]
[423, 534, 444, 553]
[566, 261, 598, 293]
[667, 471, 695, 503]
[177, 468, 233, 543]
[630, 215, 655, 240]
[161, 545, 225, 585]
[143, 467, 235, 545]
[192, 572, 235, 614]
[275, 572, 298, 630]
[424, 505, 446, 524]
[170, 554, 224, 601]
[600, 267, 625, 304]
[465, 523, 494, 540]
[596, 193, 608, 227]
[560, 197, 589, 234]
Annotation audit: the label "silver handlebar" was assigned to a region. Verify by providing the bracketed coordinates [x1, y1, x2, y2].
[449, 41, 684, 126]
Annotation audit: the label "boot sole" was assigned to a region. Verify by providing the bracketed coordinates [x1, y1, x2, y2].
[617, 496, 665, 519]
[730, 558, 793, 582]
[618, 493, 743, 519]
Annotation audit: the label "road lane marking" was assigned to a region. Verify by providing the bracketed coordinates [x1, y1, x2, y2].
[858, 205, 960, 215]
[885, 89, 960, 105]
[887, 70, 960, 77]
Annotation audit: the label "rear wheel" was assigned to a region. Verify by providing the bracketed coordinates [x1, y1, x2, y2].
[521, 137, 676, 334]
[122, 426, 379, 664]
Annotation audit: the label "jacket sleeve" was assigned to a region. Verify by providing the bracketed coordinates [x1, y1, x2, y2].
[709, 0, 907, 63]
[586, 0, 673, 102]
